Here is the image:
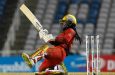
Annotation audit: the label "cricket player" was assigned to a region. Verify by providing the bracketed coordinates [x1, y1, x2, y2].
[22, 14, 82, 74]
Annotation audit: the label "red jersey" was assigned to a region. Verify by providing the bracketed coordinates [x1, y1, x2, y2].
[49, 28, 76, 55]
[39, 28, 76, 71]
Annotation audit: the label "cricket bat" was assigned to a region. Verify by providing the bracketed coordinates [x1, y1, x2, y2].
[20, 4, 54, 42]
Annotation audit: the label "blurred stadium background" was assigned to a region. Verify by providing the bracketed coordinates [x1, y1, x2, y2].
[0, 0, 115, 74]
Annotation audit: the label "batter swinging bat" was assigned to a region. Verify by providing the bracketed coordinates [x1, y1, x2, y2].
[20, 4, 54, 42]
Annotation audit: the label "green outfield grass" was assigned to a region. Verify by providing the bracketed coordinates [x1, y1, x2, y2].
[0, 72, 115, 75]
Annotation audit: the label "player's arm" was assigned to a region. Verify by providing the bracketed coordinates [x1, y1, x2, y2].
[48, 37, 65, 46]
[49, 28, 75, 45]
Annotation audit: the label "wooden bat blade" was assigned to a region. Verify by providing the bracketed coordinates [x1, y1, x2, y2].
[20, 4, 42, 31]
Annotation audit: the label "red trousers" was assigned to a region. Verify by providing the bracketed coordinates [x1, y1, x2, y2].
[39, 46, 66, 72]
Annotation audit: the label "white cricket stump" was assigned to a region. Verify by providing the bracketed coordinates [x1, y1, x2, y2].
[86, 35, 100, 75]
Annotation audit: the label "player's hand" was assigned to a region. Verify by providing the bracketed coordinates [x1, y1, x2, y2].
[39, 29, 48, 39]
[39, 29, 54, 42]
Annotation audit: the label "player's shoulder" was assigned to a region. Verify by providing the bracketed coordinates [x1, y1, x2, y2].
[66, 28, 75, 33]
[64, 28, 76, 35]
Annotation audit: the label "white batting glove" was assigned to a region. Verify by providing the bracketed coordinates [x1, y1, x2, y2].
[39, 29, 54, 42]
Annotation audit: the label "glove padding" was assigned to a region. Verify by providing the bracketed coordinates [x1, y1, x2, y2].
[39, 29, 54, 42]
